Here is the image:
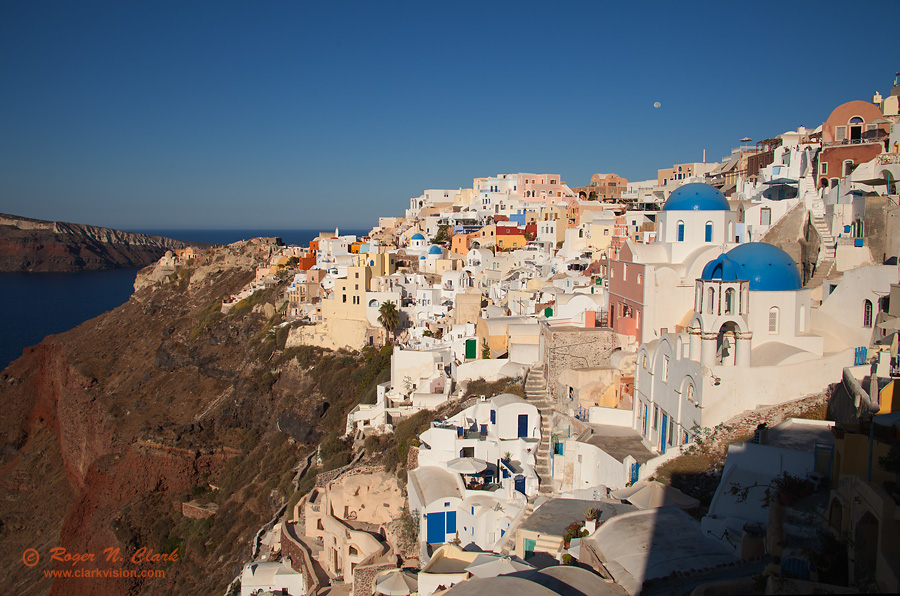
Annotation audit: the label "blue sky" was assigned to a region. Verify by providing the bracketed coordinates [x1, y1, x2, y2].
[0, 0, 895, 230]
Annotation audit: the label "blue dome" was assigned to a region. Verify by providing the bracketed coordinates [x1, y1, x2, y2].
[701, 243, 802, 291]
[411, 233, 425, 240]
[428, 245, 443, 255]
[663, 183, 731, 211]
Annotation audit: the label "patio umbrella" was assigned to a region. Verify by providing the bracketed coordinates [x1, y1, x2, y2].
[464, 553, 534, 578]
[740, 137, 752, 142]
[763, 177, 798, 186]
[610, 480, 699, 510]
[374, 569, 418, 595]
[447, 457, 488, 474]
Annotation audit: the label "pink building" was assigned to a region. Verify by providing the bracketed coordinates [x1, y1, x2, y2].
[518, 173, 572, 203]
[607, 243, 645, 340]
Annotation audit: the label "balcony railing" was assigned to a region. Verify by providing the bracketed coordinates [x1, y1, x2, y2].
[824, 136, 887, 148]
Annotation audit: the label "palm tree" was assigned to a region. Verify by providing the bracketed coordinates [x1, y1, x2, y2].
[378, 300, 399, 344]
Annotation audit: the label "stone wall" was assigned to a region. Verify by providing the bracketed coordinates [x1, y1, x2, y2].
[316, 463, 385, 488]
[407, 445, 419, 471]
[351, 563, 399, 596]
[886, 201, 900, 262]
[540, 325, 626, 407]
[180, 500, 218, 520]
[281, 522, 320, 596]
[864, 195, 888, 263]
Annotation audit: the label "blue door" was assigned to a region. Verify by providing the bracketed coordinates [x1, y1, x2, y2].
[445, 511, 456, 536]
[660, 413, 668, 454]
[426, 512, 445, 544]
[630, 462, 640, 484]
[518, 414, 528, 438]
[514, 475, 526, 494]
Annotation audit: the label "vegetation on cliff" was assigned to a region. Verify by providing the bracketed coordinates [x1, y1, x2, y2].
[0, 241, 391, 596]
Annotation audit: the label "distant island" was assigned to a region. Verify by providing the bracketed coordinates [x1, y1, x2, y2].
[0, 213, 207, 272]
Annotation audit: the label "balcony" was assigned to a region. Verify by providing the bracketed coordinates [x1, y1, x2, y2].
[824, 134, 887, 149]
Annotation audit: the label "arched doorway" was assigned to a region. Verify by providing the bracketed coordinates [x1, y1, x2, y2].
[854, 511, 879, 583]
[716, 321, 740, 366]
[829, 499, 843, 533]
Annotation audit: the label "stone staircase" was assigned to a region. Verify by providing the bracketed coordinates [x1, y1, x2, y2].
[525, 365, 554, 497]
[806, 194, 836, 288]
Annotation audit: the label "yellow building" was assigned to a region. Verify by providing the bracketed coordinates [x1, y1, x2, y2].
[829, 415, 900, 592]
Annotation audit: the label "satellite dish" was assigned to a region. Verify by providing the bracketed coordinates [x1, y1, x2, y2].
[653, 101, 661, 109]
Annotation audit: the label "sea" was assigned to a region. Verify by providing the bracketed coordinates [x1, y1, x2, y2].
[0, 228, 366, 370]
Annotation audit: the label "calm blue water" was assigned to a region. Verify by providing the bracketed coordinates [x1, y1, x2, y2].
[0, 268, 139, 370]
[0, 228, 367, 370]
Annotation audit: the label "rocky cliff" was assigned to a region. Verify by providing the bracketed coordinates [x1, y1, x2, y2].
[0, 213, 205, 272]
[0, 239, 379, 596]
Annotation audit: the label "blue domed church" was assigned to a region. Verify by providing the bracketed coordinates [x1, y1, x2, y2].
[657, 183, 738, 244]
[688, 242, 821, 368]
[633, 242, 829, 460]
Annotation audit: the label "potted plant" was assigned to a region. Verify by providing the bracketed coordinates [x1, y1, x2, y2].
[584, 507, 600, 533]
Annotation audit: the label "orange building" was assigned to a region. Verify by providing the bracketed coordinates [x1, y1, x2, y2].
[818, 100, 891, 189]
[573, 173, 629, 202]
[451, 231, 478, 255]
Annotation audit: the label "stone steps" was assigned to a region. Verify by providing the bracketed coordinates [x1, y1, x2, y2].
[526, 365, 555, 497]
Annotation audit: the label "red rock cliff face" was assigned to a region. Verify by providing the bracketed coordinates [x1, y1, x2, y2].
[0, 213, 205, 272]
[0, 341, 233, 596]
[0, 242, 314, 596]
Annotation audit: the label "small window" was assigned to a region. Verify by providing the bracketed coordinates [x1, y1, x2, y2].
[642, 354, 648, 369]
[653, 406, 659, 429]
[768, 307, 779, 334]
[663, 356, 669, 383]
[835, 126, 847, 142]
[677, 221, 685, 242]
[821, 162, 828, 175]
[864, 300, 873, 327]
[705, 221, 713, 242]
[668, 418, 674, 446]
[843, 160, 854, 176]
[760, 208, 771, 226]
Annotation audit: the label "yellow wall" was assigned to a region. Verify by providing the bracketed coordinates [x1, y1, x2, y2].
[880, 380, 898, 413]
[498, 232, 527, 250]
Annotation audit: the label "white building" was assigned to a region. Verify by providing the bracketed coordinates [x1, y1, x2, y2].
[633, 243, 861, 459]
[409, 393, 542, 557]
[240, 560, 306, 596]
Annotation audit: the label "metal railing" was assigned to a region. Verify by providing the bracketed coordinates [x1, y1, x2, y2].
[824, 137, 886, 148]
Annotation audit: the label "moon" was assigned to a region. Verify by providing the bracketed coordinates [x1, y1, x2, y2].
[653, 101, 661, 109]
